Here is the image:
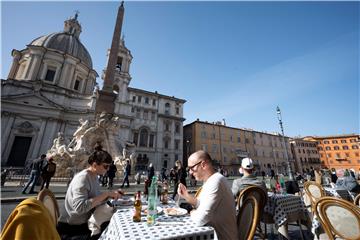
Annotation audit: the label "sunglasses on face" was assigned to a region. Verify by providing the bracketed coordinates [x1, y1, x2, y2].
[187, 160, 203, 171]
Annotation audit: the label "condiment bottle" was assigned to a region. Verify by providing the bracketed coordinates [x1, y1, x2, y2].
[133, 191, 142, 222]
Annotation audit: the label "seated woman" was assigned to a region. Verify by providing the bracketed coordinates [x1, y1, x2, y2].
[57, 145, 123, 240]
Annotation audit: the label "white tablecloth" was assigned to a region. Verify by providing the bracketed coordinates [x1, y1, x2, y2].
[324, 187, 354, 201]
[264, 193, 311, 239]
[99, 206, 214, 240]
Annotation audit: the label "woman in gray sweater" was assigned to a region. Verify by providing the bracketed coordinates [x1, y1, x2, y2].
[57, 145, 123, 239]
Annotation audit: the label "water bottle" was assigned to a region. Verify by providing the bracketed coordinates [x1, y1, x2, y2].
[147, 176, 158, 226]
[279, 174, 286, 195]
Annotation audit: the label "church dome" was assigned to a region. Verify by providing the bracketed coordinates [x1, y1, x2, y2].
[28, 14, 93, 69]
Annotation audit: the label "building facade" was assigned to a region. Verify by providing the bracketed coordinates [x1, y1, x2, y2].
[304, 134, 360, 171]
[1, 11, 185, 172]
[183, 120, 294, 176]
[290, 138, 321, 173]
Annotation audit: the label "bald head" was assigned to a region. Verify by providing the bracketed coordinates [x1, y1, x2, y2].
[189, 150, 212, 164]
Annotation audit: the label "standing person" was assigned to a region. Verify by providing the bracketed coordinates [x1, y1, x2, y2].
[231, 158, 267, 198]
[172, 160, 187, 200]
[147, 163, 155, 185]
[178, 150, 238, 239]
[57, 145, 123, 239]
[169, 168, 176, 186]
[270, 169, 275, 179]
[22, 154, 46, 194]
[261, 170, 266, 180]
[107, 161, 117, 189]
[161, 167, 168, 182]
[40, 157, 56, 190]
[121, 160, 131, 188]
[330, 168, 338, 183]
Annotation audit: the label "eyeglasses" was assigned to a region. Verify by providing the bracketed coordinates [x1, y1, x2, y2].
[187, 161, 203, 171]
[102, 164, 110, 170]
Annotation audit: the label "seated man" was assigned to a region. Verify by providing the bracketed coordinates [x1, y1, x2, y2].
[177, 150, 238, 240]
[231, 157, 267, 198]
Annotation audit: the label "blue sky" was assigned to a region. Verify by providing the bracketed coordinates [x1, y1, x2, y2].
[1, 1, 359, 137]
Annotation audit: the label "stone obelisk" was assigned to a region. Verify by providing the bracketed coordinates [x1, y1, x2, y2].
[96, 1, 125, 114]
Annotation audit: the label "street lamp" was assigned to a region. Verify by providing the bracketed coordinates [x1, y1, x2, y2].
[276, 106, 294, 181]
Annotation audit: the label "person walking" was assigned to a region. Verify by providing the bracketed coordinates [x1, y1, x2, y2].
[40, 157, 56, 190]
[172, 160, 187, 200]
[107, 161, 117, 189]
[121, 160, 131, 188]
[22, 154, 46, 194]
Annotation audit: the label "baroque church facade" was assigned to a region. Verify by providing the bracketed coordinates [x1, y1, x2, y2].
[1, 12, 186, 172]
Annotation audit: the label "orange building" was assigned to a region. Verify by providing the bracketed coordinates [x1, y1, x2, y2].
[304, 134, 360, 171]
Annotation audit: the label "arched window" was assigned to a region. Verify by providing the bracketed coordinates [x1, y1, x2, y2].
[113, 85, 119, 94]
[139, 129, 149, 147]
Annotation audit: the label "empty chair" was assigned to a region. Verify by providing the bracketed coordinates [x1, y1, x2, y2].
[37, 188, 59, 225]
[314, 196, 360, 240]
[0, 198, 60, 240]
[237, 185, 267, 239]
[304, 181, 325, 214]
[237, 195, 259, 240]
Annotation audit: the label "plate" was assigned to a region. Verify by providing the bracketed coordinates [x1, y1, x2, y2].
[163, 207, 188, 217]
[142, 206, 163, 215]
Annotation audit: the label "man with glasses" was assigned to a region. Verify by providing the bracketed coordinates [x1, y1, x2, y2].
[177, 150, 238, 240]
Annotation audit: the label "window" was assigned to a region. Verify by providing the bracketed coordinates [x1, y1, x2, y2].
[345, 152, 350, 157]
[237, 137, 241, 143]
[164, 122, 170, 131]
[149, 134, 154, 148]
[324, 140, 330, 144]
[212, 133, 216, 139]
[318, 146, 323, 151]
[164, 139, 169, 149]
[137, 96, 142, 103]
[230, 135, 233, 142]
[133, 132, 139, 145]
[355, 152, 359, 157]
[45, 67, 56, 82]
[175, 140, 180, 150]
[298, 149, 301, 153]
[212, 144, 217, 153]
[327, 153, 332, 158]
[175, 123, 180, 134]
[139, 129, 148, 147]
[131, 107, 134, 113]
[325, 146, 331, 150]
[341, 139, 347, 143]
[350, 139, 356, 143]
[352, 145, 359, 149]
[152, 99, 156, 106]
[201, 131, 207, 138]
[165, 103, 170, 115]
[143, 110, 148, 120]
[132, 96, 136, 102]
[343, 145, 349, 150]
[74, 77, 81, 91]
[151, 112, 155, 121]
[336, 153, 341, 158]
[142, 97, 148, 104]
[174, 155, 178, 162]
[175, 107, 179, 115]
[332, 140, 338, 144]
[136, 108, 140, 118]
[116, 56, 123, 70]
[334, 146, 340, 150]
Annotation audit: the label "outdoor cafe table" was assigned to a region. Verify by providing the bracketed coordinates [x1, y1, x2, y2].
[99, 203, 215, 240]
[263, 192, 311, 239]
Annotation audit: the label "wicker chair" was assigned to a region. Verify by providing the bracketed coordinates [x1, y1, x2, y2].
[237, 186, 267, 239]
[314, 196, 360, 240]
[354, 193, 360, 207]
[237, 195, 259, 240]
[304, 181, 325, 214]
[37, 189, 59, 225]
